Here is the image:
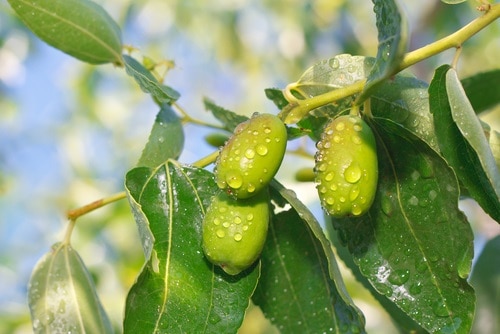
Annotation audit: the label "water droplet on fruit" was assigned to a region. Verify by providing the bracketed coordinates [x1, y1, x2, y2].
[325, 172, 334, 181]
[353, 124, 362, 132]
[244, 149, 255, 159]
[234, 233, 242, 241]
[247, 183, 256, 193]
[264, 126, 271, 134]
[330, 184, 337, 191]
[333, 135, 341, 143]
[351, 205, 362, 216]
[226, 171, 243, 189]
[351, 135, 361, 144]
[335, 122, 345, 131]
[344, 163, 361, 183]
[256, 144, 268, 156]
[349, 186, 360, 201]
[326, 197, 334, 205]
[213, 218, 221, 226]
[247, 213, 254, 221]
[234, 216, 242, 224]
[216, 229, 225, 238]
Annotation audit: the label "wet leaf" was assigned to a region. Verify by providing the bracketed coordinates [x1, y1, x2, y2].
[429, 65, 500, 222]
[252, 181, 366, 334]
[331, 118, 475, 333]
[8, 0, 122, 64]
[138, 105, 184, 168]
[124, 161, 259, 333]
[357, 0, 407, 103]
[28, 243, 113, 333]
[123, 55, 180, 105]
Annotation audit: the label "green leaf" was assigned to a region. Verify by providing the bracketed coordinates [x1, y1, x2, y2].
[471, 236, 500, 334]
[28, 243, 113, 333]
[252, 181, 366, 334]
[265, 88, 290, 110]
[357, 0, 407, 103]
[137, 105, 185, 168]
[123, 55, 180, 104]
[429, 65, 500, 222]
[124, 161, 259, 333]
[203, 97, 248, 132]
[332, 118, 475, 333]
[8, 0, 122, 65]
[371, 71, 438, 150]
[461, 69, 500, 114]
[441, 0, 467, 4]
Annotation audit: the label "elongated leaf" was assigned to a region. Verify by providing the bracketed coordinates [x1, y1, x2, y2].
[461, 69, 500, 114]
[441, 0, 467, 4]
[124, 161, 259, 333]
[123, 55, 180, 105]
[332, 118, 475, 333]
[357, 0, 407, 103]
[138, 105, 184, 168]
[429, 65, 500, 222]
[8, 0, 122, 64]
[252, 181, 366, 334]
[203, 97, 248, 132]
[28, 243, 113, 333]
[471, 236, 500, 334]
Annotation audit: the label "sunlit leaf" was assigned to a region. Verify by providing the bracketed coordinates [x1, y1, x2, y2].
[357, 0, 408, 103]
[123, 55, 180, 105]
[8, 0, 122, 64]
[461, 69, 500, 114]
[124, 161, 259, 333]
[440, 0, 467, 4]
[28, 243, 113, 333]
[138, 105, 184, 168]
[429, 65, 500, 222]
[332, 118, 475, 333]
[253, 181, 367, 333]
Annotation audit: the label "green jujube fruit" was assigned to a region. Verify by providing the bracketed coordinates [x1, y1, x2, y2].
[215, 113, 287, 199]
[202, 190, 270, 275]
[315, 114, 378, 217]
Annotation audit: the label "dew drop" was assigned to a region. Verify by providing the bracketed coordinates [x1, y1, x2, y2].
[408, 195, 419, 206]
[351, 205, 362, 216]
[388, 269, 410, 285]
[335, 122, 345, 131]
[325, 172, 334, 181]
[256, 144, 268, 156]
[353, 124, 362, 132]
[244, 148, 255, 159]
[330, 184, 337, 191]
[242, 224, 249, 231]
[234, 233, 243, 241]
[158, 136, 165, 143]
[381, 196, 393, 216]
[351, 135, 361, 144]
[264, 126, 271, 134]
[319, 186, 327, 194]
[226, 171, 243, 189]
[432, 299, 451, 317]
[216, 229, 225, 238]
[213, 218, 221, 226]
[410, 281, 423, 295]
[247, 183, 256, 193]
[222, 221, 230, 228]
[317, 163, 327, 172]
[326, 197, 334, 205]
[344, 163, 362, 183]
[246, 213, 254, 221]
[349, 186, 360, 201]
[234, 216, 242, 224]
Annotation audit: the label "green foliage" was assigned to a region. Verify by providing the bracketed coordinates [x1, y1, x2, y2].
[28, 243, 113, 333]
[8, 0, 500, 333]
[7, 0, 123, 65]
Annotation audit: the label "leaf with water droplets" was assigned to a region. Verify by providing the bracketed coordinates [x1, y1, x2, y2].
[137, 105, 184, 168]
[429, 65, 500, 223]
[331, 118, 475, 333]
[8, 0, 122, 65]
[123, 55, 180, 105]
[252, 180, 367, 334]
[124, 161, 259, 333]
[356, 0, 408, 104]
[28, 243, 113, 333]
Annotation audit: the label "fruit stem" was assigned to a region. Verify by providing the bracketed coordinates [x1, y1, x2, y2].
[174, 102, 226, 130]
[66, 191, 127, 221]
[281, 3, 500, 124]
[192, 150, 220, 168]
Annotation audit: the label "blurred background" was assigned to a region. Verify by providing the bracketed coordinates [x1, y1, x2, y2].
[0, 0, 499, 333]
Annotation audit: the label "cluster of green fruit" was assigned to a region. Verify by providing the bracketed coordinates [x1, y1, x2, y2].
[202, 113, 287, 275]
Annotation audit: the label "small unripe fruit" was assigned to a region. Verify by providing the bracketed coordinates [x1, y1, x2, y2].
[315, 114, 378, 217]
[202, 190, 270, 275]
[215, 113, 287, 199]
